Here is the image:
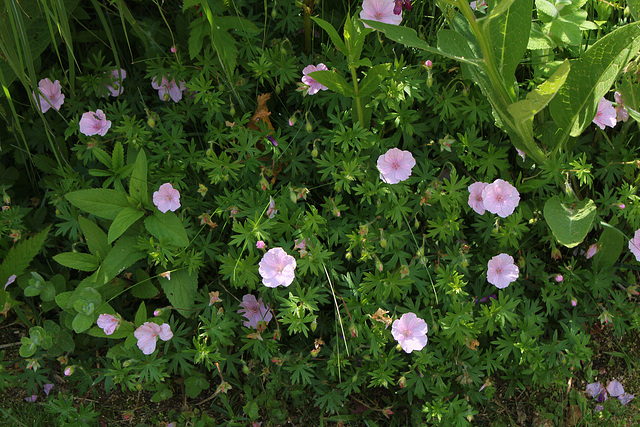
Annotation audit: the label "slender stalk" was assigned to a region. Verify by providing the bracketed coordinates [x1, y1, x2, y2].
[350, 66, 364, 128]
[303, 0, 313, 55]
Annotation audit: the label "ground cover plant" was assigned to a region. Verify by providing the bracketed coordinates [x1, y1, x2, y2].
[1, 0, 640, 425]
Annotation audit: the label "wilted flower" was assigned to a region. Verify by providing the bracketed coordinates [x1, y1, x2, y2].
[571, 298, 577, 307]
[487, 253, 519, 289]
[134, 322, 173, 355]
[159, 271, 171, 281]
[209, 291, 222, 306]
[593, 97, 617, 130]
[393, 0, 412, 14]
[266, 197, 277, 218]
[256, 240, 266, 249]
[237, 294, 272, 328]
[25, 395, 37, 403]
[482, 179, 520, 218]
[614, 91, 629, 122]
[628, 229, 640, 262]
[97, 314, 120, 335]
[391, 312, 428, 353]
[79, 109, 111, 136]
[33, 78, 65, 113]
[259, 248, 296, 288]
[153, 183, 181, 213]
[4, 274, 16, 290]
[105, 69, 126, 97]
[43, 383, 54, 396]
[607, 380, 625, 397]
[470, 0, 487, 11]
[151, 76, 186, 102]
[586, 243, 598, 259]
[516, 148, 526, 161]
[468, 182, 488, 215]
[301, 63, 329, 95]
[377, 148, 416, 184]
[360, 0, 403, 28]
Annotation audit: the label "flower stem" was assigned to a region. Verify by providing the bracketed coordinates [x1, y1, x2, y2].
[350, 66, 365, 128]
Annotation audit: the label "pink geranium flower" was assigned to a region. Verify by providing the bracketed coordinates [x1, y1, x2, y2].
[237, 294, 272, 328]
[593, 97, 617, 130]
[360, 0, 403, 28]
[97, 314, 120, 335]
[105, 69, 126, 97]
[481, 179, 520, 218]
[629, 229, 640, 262]
[79, 109, 111, 136]
[614, 91, 629, 122]
[33, 78, 65, 113]
[153, 183, 181, 213]
[487, 253, 519, 289]
[134, 322, 173, 355]
[258, 247, 296, 288]
[151, 76, 186, 102]
[301, 63, 329, 95]
[377, 148, 416, 184]
[468, 182, 488, 215]
[391, 312, 428, 353]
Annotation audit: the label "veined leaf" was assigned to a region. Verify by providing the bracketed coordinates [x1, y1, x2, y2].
[159, 269, 198, 318]
[311, 16, 346, 53]
[543, 196, 596, 248]
[307, 70, 355, 98]
[66, 189, 130, 220]
[108, 207, 144, 244]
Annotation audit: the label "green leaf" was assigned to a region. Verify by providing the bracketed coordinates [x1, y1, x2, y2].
[593, 222, 624, 272]
[72, 312, 95, 333]
[548, 22, 640, 144]
[66, 189, 130, 220]
[543, 196, 597, 248]
[99, 236, 145, 285]
[357, 64, 389, 98]
[53, 252, 100, 272]
[159, 269, 197, 318]
[134, 301, 147, 327]
[130, 269, 159, 299]
[19, 337, 37, 358]
[108, 207, 144, 244]
[0, 225, 50, 288]
[481, 0, 533, 82]
[87, 321, 133, 339]
[311, 16, 346, 53]
[630, 0, 640, 21]
[129, 149, 149, 207]
[184, 375, 209, 398]
[144, 212, 189, 247]
[307, 70, 355, 98]
[78, 217, 109, 259]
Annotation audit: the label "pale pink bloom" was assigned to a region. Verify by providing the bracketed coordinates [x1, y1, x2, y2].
[266, 197, 277, 218]
[391, 312, 428, 353]
[258, 247, 296, 288]
[629, 230, 640, 262]
[586, 382, 604, 398]
[237, 294, 272, 328]
[25, 395, 37, 403]
[360, 0, 403, 28]
[619, 203, 626, 209]
[4, 274, 16, 289]
[301, 63, 329, 95]
[159, 271, 171, 281]
[153, 309, 162, 316]
[614, 91, 629, 122]
[619, 392, 635, 405]
[593, 97, 617, 130]
[607, 380, 625, 397]
[516, 148, 526, 161]
[586, 243, 598, 259]
[170, 46, 177, 53]
[571, 298, 577, 307]
[105, 69, 126, 97]
[79, 109, 111, 136]
[481, 179, 520, 218]
[97, 314, 120, 335]
[134, 322, 173, 355]
[377, 148, 416, 184]
[256, 240, 266, 249]
[43, 383, 54, 396]
[153, 183, 181, 213]
[151, 76, 186, 102]
[487, 253, 519, 289]
[555, 274, 563, 282]
[33, 78, 65, 113]
[468, 182, 488, 215]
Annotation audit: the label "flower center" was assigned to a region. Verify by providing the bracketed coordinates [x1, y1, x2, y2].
[402, 329, 411, 337]
[496, 268, 503, 274]
[376, 12, 383, 19]
[165, 195, 172, 202]
[391, 162, 400, 170]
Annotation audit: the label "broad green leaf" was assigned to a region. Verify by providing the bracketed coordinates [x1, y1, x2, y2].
[159, 269, 197, 318]
[72, 312, 95, 333]
[19, 337, 37, 358]
[87, 321, 133, 339]
[108, 207, 144, 244]
[307, 70, 355, 98]
[357, 64, 389, 98]
[620, 73, 640, 112]
[99, 236, 145, 285]
[543, 196, 597, 248]
[344, 15, 372, 67]
[145, 212, 189, 247]
[630, 0, 640, 21]
[548, 22, 640, 143]
[184, 375, 209, 398]
[134, 301, 147, 327]
[78, 217, 109, 259]
[626, 105, 640, 122]
[66, 189, 130, 220]
[129, 149, 149, 207]
[311, 16, 346, 53]
[0, 224, 50, 287]
[593, 222, 624, 272]
[53, 252, 99, 272]
[131, 269, 159, 299]
[482, 0, 533, 82]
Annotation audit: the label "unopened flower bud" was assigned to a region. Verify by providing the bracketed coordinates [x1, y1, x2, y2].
[147, 117, 155, 127]
[375, 257, 383, 272]
[256, 240, 266, 249]
[271, 6, 277, 19]
[310, 317, 318, 332]
[64, 366, 75, 376]
[346, 251, 352, 260]
[619, 203, 626, 209]
[310, 348, 321, 357]
[242, 362, 250, 375]
[305, 119, 312, 133]
[349, 324, 358, 337]
[571, 298, 577, 307]
[424, 60, 432, 69]
[555, 274, 563, 282]
[427, 75, 433, 88]
[311, 148, 318, 157]
[398, 376, 406, 388]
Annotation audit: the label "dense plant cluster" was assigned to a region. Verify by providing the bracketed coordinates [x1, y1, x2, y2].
[1, 0, 640, 425]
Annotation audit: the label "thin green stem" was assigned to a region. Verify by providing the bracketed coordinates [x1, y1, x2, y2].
[350, 66, 364, 127]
